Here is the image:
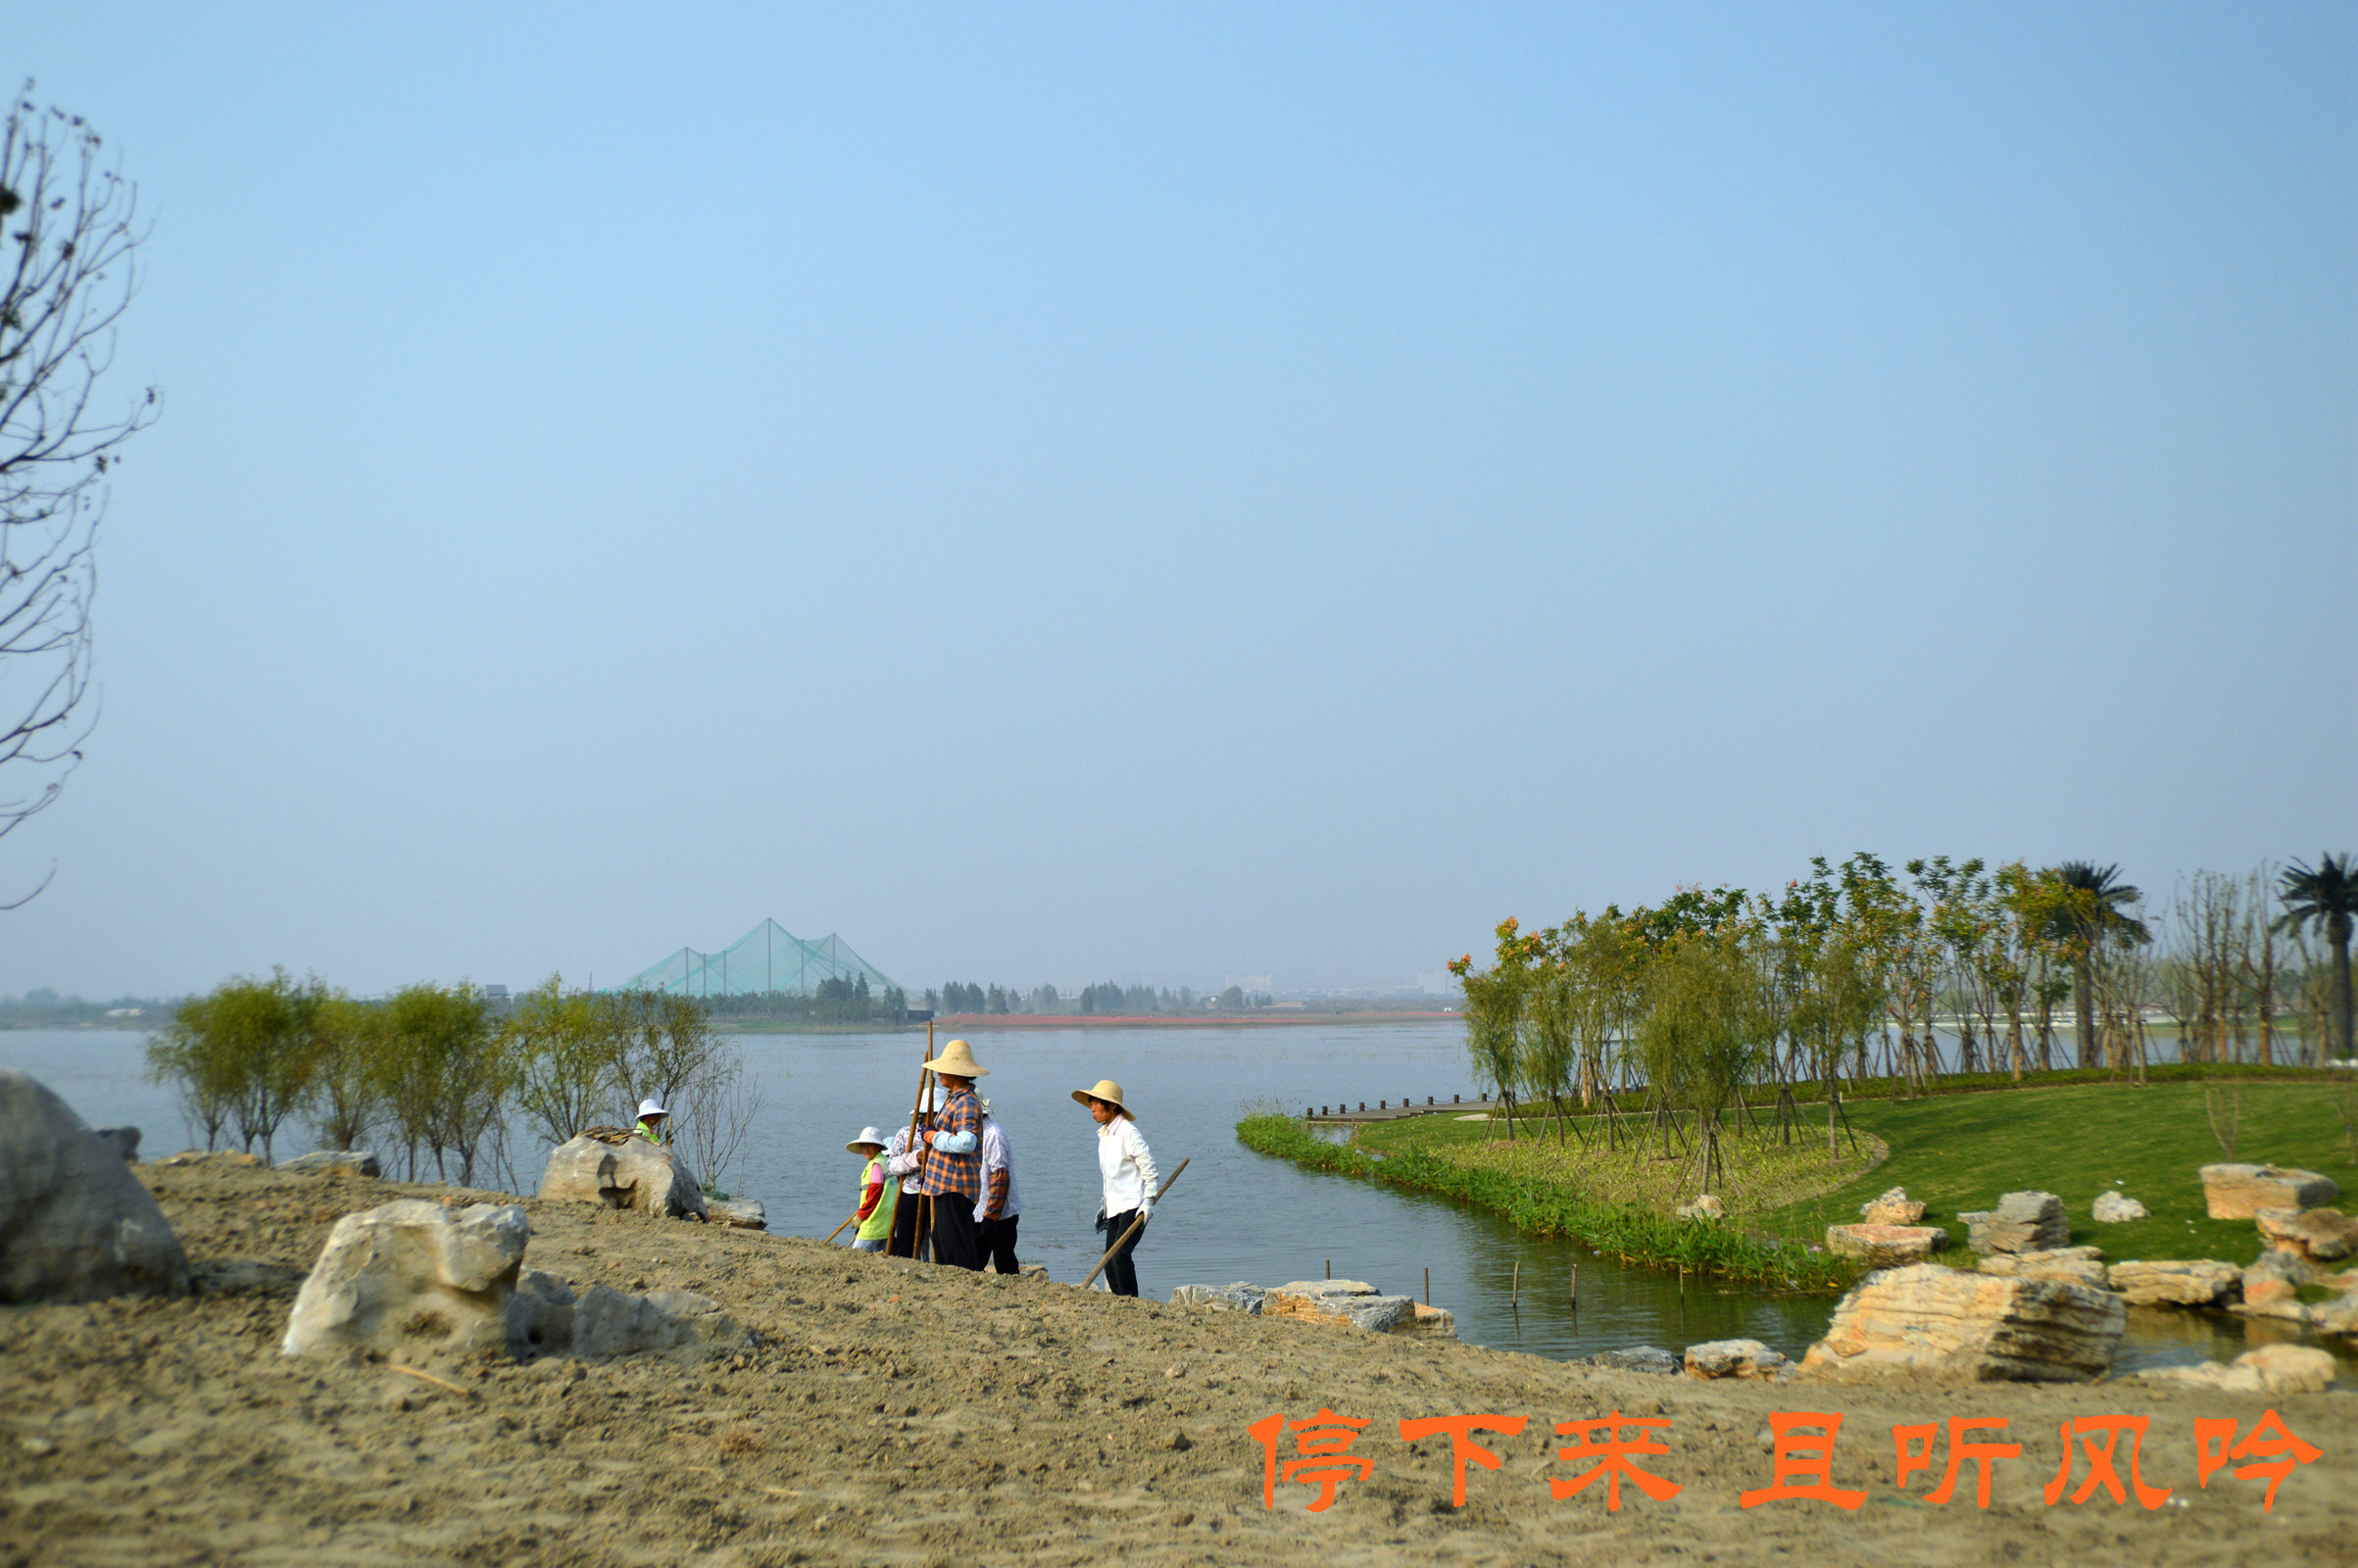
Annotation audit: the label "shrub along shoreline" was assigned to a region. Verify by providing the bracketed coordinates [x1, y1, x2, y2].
[1235, 1113, 1856, 1291]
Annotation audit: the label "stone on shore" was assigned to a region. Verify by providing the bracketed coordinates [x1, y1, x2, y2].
[161, 1149, 266, 1168]
[0, 1069, 190, 1304]
[1860, 1187, 1925, 1226]
[280, 1200, 530, 1356]
[1961, 1192, 2069, 1255]
[538, 1132, 708, 1220]
[1795, 1263, 2124, 1384]
[2091, 1190, 2148, 1223]
[2313, 1294, 2358, 1338]
[706, 1199, 766, 1230]
[1590, 1346, 1683, 1376]
[1269, 1280, 1415, 1333]
[2256, 1206, 2358, 1263]
[2240, 1249, 2314, 1307]
[279, 1150, 382, 1178]
[1676, 1194, 1725, 1222]
[1684, 1339, 1791, 1381]
[1977, 1246, 2107, 1289]
[2135, 1344, 2338, 1396]
[2200, 1163, 2339, 1221]
[570, 1284, 744, 1359]
[2105, 1258, 2241, 1306]
[1171, 1283, 1268, 1315]
[91, 1127, 140, 1161]
[1826, 1223, 1947, 1268]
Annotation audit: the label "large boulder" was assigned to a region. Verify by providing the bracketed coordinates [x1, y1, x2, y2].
[570, 1284, 744, 1359]
[1171, 1282, 1268, 1315]
[1684, 1339, 1791, 1381]
[1860, 1187, 1925, 1226]
[706, 1199, 765, 1230]
[1960, 1191, 2069, 1255]
[280, 1200, 529, 1357]
[2255, 1206, 2358, 1263]
[1827, 1223, 1947, 1268]
[0, 1070, 189, 1303]
[2201, 1164, 2339, 1220]
[2106, 1258, 2241, 1306]
[279, 1150, 381, 1178]
[1590, 1346, 1683, 1376]
[2135, 1345, 2338, 1396]
[1268, 1280, 1415, 1333]
[2240, 1249, 2315, 1307]
[2091, 1191, 2148, 1223]
[1675, 1194, 1725, 1222]
[91, 1127, 140, 1161]
[538, 1131, 708, 1220]
[1795, 1263, 2124, 1384]
[1977, 1246, 2107, 1289]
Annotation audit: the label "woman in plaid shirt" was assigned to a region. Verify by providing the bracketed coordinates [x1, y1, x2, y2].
[914, 1038, 988, 1270]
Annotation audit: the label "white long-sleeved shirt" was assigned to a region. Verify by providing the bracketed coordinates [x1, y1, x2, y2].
[1096, 1116, 1158, 1218]
[886, 1125, 925, 1195]
[979, 1115, 1022, 1220]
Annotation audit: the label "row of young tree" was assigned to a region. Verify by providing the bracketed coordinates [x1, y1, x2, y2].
[930, 981, 1270, 1014]
[145, 972, 762, 1194]
[1449, 853, 2356, 1188]
[697, 975, 908, 1024]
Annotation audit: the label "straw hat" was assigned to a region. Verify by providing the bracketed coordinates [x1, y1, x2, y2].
[923, 1038, 989, 1079]
[846, 1125, 887, 1154]
[1071, 1079, 1133, 1119]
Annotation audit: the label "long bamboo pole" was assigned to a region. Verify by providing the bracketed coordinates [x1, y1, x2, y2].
[824, 1211, 860, 1246]
[894, 1021, 935, 1259]
[1082, 1157, 1190, 1287]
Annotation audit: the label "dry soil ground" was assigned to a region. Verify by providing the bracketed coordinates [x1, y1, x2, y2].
[2, 1160, 2352, 1567]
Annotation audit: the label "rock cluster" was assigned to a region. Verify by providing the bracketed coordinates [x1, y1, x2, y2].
[1859, 1187, 1924, 1226]
[2239, 1249, 2313, 1310]
[2133, 1344, 2339, 1396]
[2200, 1163, 2339, 1220]
[1588, 1346, 1682, 1376]
[2091, 1190, 2147, 1223]
[279, 1150, 382, 1177]
[1958, 1191, 2069, 1255]
[1976, 1246, 2107, 1289]
[538, 1132, 708, 1220]
[1796, 1263, 2124, 1384]
[1173, 1277, 1455, 1338]
[1684, 1339, 1791, 1381]
[1825, 1223, 1947, 1268]
[2256, 1206, 2358, 1263]
[279, 1198, 743, 1363]
[0, 1069, 189, 1304]
[2105, 1258, 2240, 1306]
[1169, 1283, 1267, 1315]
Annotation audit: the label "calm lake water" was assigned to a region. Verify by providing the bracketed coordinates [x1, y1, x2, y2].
[1, 1023, 2334, 1377]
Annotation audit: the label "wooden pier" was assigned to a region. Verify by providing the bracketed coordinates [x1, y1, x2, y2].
[1303, 1095, 1502, 1125]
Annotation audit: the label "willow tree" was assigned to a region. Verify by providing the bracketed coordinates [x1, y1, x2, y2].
[1450, 918, 1539, 1142]
[1637, 934, 1764, 1197]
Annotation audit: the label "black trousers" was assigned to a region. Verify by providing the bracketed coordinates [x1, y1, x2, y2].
[978, 1213, 1020, 1274]
[888, 1189, 922, 1258]
[1101, 1208, 1146, 1297]
[927, 1192, 982, 1270]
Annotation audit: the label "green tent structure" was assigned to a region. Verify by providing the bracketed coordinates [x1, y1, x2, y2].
[622, 919, 900, 998]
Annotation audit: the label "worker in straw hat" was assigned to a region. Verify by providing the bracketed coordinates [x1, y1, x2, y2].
[632, 1098, 669, 1146]
[1073, 1079, 1158, 1298]
[846, 1126, 896, 1252]
[913, 1037, 989, 1270]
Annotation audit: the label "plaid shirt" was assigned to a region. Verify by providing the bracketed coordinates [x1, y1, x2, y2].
[915, 1083, 983, 1200]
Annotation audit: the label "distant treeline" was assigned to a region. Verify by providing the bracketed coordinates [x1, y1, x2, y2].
[696, 975, 909, 1024]
[928, 981, 1275, 1015]
[145, 972, 761, 1195]
[0, 988, 176, 1026]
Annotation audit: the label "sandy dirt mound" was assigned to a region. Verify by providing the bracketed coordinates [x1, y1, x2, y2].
[1, 1161, 2351, 1566]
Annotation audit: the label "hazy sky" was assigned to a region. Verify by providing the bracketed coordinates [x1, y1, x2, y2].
[4, 5, 2352, 1000]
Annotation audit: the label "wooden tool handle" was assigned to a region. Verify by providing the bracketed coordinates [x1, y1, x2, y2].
[1082, 1156, 1189, 1287]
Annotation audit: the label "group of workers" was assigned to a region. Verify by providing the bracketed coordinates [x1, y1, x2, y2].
[838, 1037, 1161, 1296]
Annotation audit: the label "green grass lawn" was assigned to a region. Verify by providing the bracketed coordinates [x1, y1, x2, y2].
[1764, 1079, 2356, 1266]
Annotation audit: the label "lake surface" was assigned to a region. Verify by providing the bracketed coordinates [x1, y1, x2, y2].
[2, 1023, 2336, 1377]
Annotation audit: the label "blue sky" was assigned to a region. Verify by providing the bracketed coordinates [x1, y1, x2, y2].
[4, 4, 2351, 998]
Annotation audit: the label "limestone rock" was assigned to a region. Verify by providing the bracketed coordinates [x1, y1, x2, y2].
[538, 1133, 708, 1220]
[706, 1199, 765, 1230]
[1827, 1223, 1948, 1268]
[1684, 1339, 1791, 1381]
[2091, 1191, 2147, 1223]
[91, 1127, 140, 1161]
[505, 1267, 576, 1355]
[1964, 1192, 2069, 1254]
[1400, 1301, 1457, 1340]
[280, 1200, 529, 1357]
[2255, 1206, 2358, 1263]
[1676, 1194, 1725, 1222]
[1269, 1281, 1414, 1333]
[2313, 1294, 2358, 1338]
[2240, 1249, 2314, 1307]
[570, 1284, 743, 1358]
[1171, 1283, 1266, 1315]
[1590, 1346, 1683, 1376]
[1977, 1246, 2107, 1289]
[0, 1069, 190, 1303]
[1860, 1187, 1925, 1226]
[2136, 1345, 2338, 1396]
[2200, 1163, 2339, 1221]
[2105, 1258, 2241, 1306]
[279, 1150, 381, 1178]
[1795, 1263, 2124, 1384]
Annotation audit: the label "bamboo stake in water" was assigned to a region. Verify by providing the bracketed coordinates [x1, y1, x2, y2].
[1424, 1266, 1429, 1305]
[1512, 1260, 1519, 1305]
[1571, 1264, 1578, 1306]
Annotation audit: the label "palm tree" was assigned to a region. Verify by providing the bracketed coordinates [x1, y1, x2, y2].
[2277, 854, 2356, 1062]
[2050, 861, 2151, 1069]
